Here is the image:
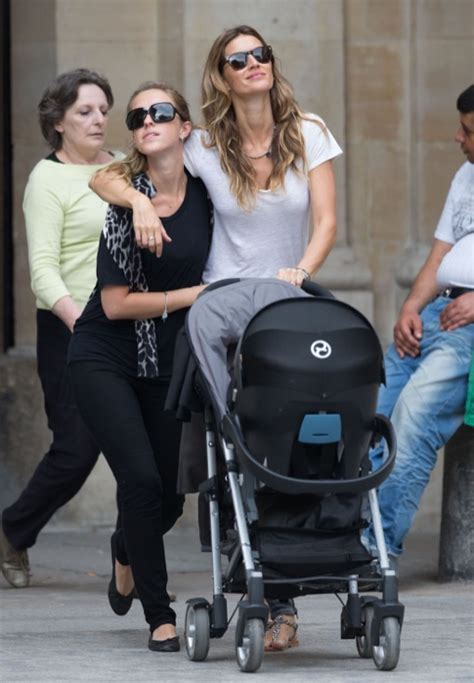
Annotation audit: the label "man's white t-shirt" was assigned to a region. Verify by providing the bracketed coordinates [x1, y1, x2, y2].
[184, 116, 342, 283]
[435, 161, 474, 289]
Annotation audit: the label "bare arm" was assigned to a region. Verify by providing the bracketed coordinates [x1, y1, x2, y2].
[90, 170, 170, 255]
[100, 284, 206, 321]
[302, 160, 337, 273]
[394, 239, 452, 357]
[277, 160, 337, 286]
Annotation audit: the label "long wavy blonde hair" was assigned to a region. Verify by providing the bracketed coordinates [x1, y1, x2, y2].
[97, 81, 192, 182]
[202, 25, 323, 209]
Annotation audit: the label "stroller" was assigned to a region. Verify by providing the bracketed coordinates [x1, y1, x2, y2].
[168, 278, 404, 673]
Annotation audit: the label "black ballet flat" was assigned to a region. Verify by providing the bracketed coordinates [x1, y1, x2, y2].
[148, 636, 180, 653]
[108, 534, 134, 616]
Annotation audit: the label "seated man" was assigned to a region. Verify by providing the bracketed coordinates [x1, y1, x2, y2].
[367, 84, 474, 561]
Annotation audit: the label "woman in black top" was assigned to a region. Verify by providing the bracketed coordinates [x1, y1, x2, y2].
[68, 82, 211, 652]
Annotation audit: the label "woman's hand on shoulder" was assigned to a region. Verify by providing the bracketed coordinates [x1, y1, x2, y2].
[131, 193, 171, 256]
[89, 168, 170, 255]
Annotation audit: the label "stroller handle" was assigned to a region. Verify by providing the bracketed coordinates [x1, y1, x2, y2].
[222, 413, 396, 495]
[300, 279, 335, 299]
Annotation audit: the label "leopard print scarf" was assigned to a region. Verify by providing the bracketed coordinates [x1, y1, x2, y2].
[102, 172, 159, 378]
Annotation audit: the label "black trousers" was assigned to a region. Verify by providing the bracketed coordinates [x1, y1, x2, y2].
[69, 360, 184, 632]
[2, 311, 100, 550]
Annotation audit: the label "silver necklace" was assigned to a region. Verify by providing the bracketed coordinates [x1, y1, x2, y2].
[245, 126, 276, 160]
[246, 148, 272, 160]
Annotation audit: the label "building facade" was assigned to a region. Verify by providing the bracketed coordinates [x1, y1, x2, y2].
[1, 0, 473, 529]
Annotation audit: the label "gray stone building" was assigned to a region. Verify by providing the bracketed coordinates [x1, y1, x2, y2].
[1, 0, 473, 532]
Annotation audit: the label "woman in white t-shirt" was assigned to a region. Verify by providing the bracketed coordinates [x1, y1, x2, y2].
[186, 26, 342, 286]
[91, 24, 342, 651]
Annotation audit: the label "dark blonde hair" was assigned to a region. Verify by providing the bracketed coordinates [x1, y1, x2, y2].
[202, 25, 323, 209]
[39, 68, 113, 150]
[100, 81, 192, 182]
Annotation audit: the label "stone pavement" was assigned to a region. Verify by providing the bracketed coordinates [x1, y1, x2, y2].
[1, 524, 473, 682]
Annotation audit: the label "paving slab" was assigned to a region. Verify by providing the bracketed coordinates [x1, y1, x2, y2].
[1, 526, 473, 682]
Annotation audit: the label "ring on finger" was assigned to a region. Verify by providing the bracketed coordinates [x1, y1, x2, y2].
[148, 236, 155, 243]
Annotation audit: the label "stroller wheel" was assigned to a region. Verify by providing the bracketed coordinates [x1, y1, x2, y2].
[185, 603, 210, 661]
[356, 605, 374, 658]
[235, 617, 264, 673]
[372, 616, 401, 671]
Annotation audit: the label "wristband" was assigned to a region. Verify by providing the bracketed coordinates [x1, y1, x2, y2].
[296, 267, 310, 279]
[162, 291, 168, 322]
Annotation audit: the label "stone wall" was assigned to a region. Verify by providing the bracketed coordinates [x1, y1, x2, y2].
[1, 0, 473, 532]
[0, 1, 7, 348]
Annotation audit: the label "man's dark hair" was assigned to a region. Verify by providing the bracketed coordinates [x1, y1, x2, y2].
[38, 68, 114, 150]
[457, 85, 474, 114]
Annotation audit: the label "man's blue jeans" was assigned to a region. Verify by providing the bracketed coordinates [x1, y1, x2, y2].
[367, 296, 474, 557]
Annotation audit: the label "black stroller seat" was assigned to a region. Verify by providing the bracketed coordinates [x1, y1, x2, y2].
[233, 296, 385, 482]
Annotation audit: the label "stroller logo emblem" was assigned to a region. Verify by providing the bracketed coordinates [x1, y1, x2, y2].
[310, 340, 332, 359]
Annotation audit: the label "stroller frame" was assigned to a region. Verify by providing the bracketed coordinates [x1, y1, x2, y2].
[186, 411, 404, 673]
[180, 280, 404, 673]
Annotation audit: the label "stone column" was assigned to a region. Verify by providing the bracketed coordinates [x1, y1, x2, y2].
[345, 0, 412, 346]
[0, 0, 10, 348]
[439, 425, 474, 581]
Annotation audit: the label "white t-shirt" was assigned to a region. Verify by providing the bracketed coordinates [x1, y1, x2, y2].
[435, 161, 474, 288]
[436, 233, 474, 289]
[184, 116, 342, 283]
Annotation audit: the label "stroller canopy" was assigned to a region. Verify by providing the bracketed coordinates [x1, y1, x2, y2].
[185, 278, 312, 421]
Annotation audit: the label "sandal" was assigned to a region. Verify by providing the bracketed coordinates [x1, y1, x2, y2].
[264, 614, 299, 651]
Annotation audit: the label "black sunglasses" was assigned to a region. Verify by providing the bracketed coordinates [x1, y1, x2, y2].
[221, 45, 273, 71]
[126, 102, 184, 131]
